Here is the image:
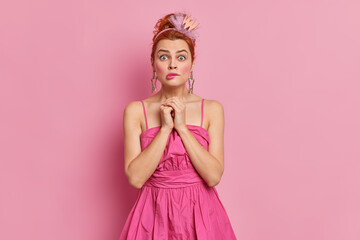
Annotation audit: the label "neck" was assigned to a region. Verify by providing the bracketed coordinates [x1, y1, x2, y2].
[158, 85, 191, 103]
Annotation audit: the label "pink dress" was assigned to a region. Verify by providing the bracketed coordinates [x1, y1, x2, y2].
[119, 99, 237, 240]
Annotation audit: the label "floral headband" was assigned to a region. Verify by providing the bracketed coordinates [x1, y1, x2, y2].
[153, 13, 200, 42]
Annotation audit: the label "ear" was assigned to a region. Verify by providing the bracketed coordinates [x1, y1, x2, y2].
[190, 59, 195, 72]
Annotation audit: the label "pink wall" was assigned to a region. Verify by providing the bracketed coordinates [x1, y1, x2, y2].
[1, 0, 360, 239]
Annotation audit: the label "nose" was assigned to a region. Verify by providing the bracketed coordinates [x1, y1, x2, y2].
[168, 59, 177, 70]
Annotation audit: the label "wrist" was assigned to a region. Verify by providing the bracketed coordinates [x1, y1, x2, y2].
[176, 125, 189, 134]
[160, 126, 173, 134]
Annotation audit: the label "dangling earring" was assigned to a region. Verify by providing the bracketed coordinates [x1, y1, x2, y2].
[151, 70, 157, 93]
[188, 71, 195, 94]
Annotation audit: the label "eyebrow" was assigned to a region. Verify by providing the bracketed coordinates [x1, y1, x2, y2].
[157, 49, 188, 54]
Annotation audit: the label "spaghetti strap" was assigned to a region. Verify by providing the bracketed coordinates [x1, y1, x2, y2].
[200, 98, 204, 128]
[140, 100, 148, 130]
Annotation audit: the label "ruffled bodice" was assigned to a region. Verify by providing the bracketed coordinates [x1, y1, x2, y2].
[140, 125, 210, 189]
[140, 125, 209, 171]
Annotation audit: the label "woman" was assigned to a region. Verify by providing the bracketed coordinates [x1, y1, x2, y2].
[120, 12, 237, 239]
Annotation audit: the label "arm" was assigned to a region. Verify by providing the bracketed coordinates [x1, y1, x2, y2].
[123, 101, 172, 189]
[176, 100, 225, 187]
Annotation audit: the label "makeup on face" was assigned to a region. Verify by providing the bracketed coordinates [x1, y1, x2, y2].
[166, 73, 179, 80]
[154, 47, 192, 80]
[157, 49, 189, 61]
[157, 49, 189, 70]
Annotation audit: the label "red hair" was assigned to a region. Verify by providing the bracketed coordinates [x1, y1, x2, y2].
[150, 12, 197, 68]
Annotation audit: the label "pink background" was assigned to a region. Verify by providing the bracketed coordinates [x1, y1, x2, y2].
[1, 0, 360, 239]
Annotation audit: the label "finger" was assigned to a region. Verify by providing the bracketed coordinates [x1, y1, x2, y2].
[169, 100, 182, 113]
[172, 100, 182, 112]
[163, 98, 183, 112]
[163, 101, 178, 113]
[162, 106, 173, 112]
[168, 97, 184, 108]
[162, 98, 170, 103]
[160, 104, 172, 109]
[172, 98, 185, 110]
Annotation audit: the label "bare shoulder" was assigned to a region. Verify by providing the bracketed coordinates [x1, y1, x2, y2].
[123, 100, 142, 135]
[204, 99, 224, 131]
[205, 99, 225, 127]
[123, 100, 142, 118]
[206, 99, 224, 110]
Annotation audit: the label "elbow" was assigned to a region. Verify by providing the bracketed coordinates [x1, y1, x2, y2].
[126, 171, 144, 189]
[207, 176, 221, 187]
[127, 175, 144, 189]
[207, 180, 220, 187]
[131, 181, 143, 189]
[128, 177, 144, 189]
[207, 169, 224, 187]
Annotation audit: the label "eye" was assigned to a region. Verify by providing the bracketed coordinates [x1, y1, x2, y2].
[178, 55, 186, 61]
[159, 55, 168, 60]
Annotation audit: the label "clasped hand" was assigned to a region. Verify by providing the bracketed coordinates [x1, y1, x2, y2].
[159, 96, 187, 131]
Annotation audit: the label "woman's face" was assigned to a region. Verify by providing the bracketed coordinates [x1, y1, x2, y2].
[153, 39, 194, 87]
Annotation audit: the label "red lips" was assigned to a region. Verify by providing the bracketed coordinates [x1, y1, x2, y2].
[166, 73, 179, 80]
